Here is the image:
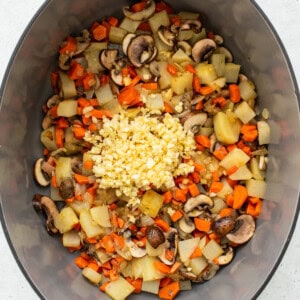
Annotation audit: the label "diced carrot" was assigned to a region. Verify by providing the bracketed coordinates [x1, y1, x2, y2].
[195, 135, 211, 148]
[59, 36, 77, 54]
[155, 218, 170, 232]
[164, 249, 175, 262]
[87, 261, 99, 272]
[199, 86, 214, 95]
[158, 281, 180, 300]
[154, 261, 171, 274]
[229, 84, 241, 103]
[249, 197, 260, 204]
[190, 171, 201, 183]
[55, 127, 64, 148]
[155, 1, 173, 13]
[219, 208, 233, 217]
[193, 163, 206, 173]
[246, 202, 256, 217]
[163, 190, 173, 204]
[56, 117, 69, 129]
[232, 185, 248, 209]
[160, 277, 173, 288]
[190, 246, 202, 258]
[241, 124, 258, 142]
[255, 199, 263, 217]
[126, 278, 142, 293]
[226, 144, 237, 152]
[77, 97, 91, 107]
[69, 61, 85, 80]
[137, 21, 152, 31]
[117, 217, 125, 229]
[90, 109, 104, 118]
[207, 31, 215, 39]
[88, 123, 97, 131]
[51, 71, 59, 91]
[212, 96, 227, 109]
[185, 64, 195, 74]
[193, 75, 201, 93]
[92, 24, 108, 41]
[209, 181, 224, 193]
[226, 194, 234, 207]
[169, 262, 181, 274]
[100, 281, 110, 292]
[141, 82, 158, 90]
[131, 1, 146, 12]
[173, 188, 188, 202]
[194, 218, 211, 232]
[107, 16, 119, 27]
[226, 165, 238, 176]
[101, 235, 115, 253]
[213, 146, 228, 160]
[51, 175, 58, 188]
[118, 85, 140, 106]
[82, 73, 96, 90]
[73, 126, 86, 139]
[74, 173, 90, 185]
[167, 63, 178, 75]
[170, 210, 183, 222]
[212, 171, 220, 182]
[74, 256, 88, 269]
[111, 232, 125, 249]
[195, 100, 204, 110]
[170, 15, 181, 26]
[101, 261, 112, 270]
[188, 183, 200, 197]
[129, 75, 141, 87]
[85, 237, 98, 244]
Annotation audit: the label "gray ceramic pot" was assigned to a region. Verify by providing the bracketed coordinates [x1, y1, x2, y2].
[0, 1, 299, 299]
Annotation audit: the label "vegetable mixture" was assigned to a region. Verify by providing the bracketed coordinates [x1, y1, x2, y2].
[33, 1, 271, 299]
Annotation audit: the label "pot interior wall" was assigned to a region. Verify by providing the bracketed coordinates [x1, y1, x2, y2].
[0, 0, 299, 299]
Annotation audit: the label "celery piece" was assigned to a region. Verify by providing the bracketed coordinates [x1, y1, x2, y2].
[224, 63, 241, 83]
[239, 80, 257, 101]
[149, 10, 170, 33]
[84, 42, 107, 73]
[189, 28, 207, 45]
[178, 29, 194, 41]
[211, 53, 225, 77]
[109, 26, 127, 44]
[119, 17, 141, 33]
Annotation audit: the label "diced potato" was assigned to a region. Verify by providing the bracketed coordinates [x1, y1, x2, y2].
[189, 256, 208, 275]
[195, 63, 217, 84]
[202, 239, 224, 260]
[178, 237, 200, 263]
[142, 280, 160, 294]
[146, 93, 164, 111]
[90, 205, 111, 227]
[105, 276, 135, 300]
[57, 100, 78, 117]
[96, 250, 112, 264]
[139, 190, 164, 218]
[120, 261, 132, 278]
[146, 240, 165, 257]
[119, 17, 141, 33]
[80, 209, 105, 238]
[177, 29, 194, 41]
[158, 61, 172, 89]
[213, 111, 242, 144]
[198, 236, 207, 250]
[220, 148, 250, 170]
[239, 80, 257, 101]
[109, 26, 127, 44]
[224, 63, 241, 83]
[143, 256, 165, 281]
[62, 230, 81, 248]
[257, 120, 270, 145]
[55, 207, 79, 234]
[216, 179, 233, 199]
[149, 11, 170, 33]
[250, 157, 265, 180]
[246, 179, 267, 198]
[229, 165, 253, 180]
[55, 157, 72, 185]
[84, 42, 107, 73]
[82, 267, 102, 285]
[69, 199, 92, 215]
[171, 48, 193, 64]
[211, 54, 225, 77]
[210, 197, 227, 214]
[95, 83, 114, 106]
[131, 258, 144, 279]
[153, 33, 173, 53]
[171, 71, 193, 95]
[234, 101, 256, 124]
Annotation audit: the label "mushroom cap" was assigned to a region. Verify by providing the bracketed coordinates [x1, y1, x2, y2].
[157, 25, 176, 47]
[179, 216, 195, 234]
[100, 49, 118, 70]
[146, 225, 166, 249]
[127, 34, 157, 68]
[226, 214, 255, 244]
[216, 247, 234, 265]
[110, 69, 123, 86]
[34, 158, 51, 187]
[211, 215, 236, 236]
[183, 112, 207, 134]
[123, 0, 156, 21]
[192, 38, 217, 63]
[122, 33, 136, 55]
[59, 178, 75, 200]
[184, 194, 213, 213]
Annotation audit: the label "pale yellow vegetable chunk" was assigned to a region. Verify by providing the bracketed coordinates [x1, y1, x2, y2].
[139, 190, 164, 218]
[257, 120, 271, 145]
[171, 71, 193, 95]
[105, 276, 135, 300]
[202, 239, 224, 260]
[57, 100, 78, 117]
[234, 101, 256, 124]
[220, 148, 250, 170]
[55, 156, 72, 186]
[62, 230, 81, 248]
[178, 237, 200, 263]
[90, 205, 111, 227]
[229, 165, 253, 180]
[189, 256, 208, 275]
[246, 179, 267, 198]
[80, 209, 105, 238]
[82, 267, 102, 285]
[55, 207, 79, 234]
[195, 63, 217, 84]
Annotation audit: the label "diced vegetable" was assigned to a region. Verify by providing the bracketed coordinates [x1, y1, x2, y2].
[239, 80, 257, 101]
[234, 101, 256, 124]
[95, 83, 114, 106]
[211, 54, 225, 77]
[119, 17, 141, 33]
[90, 205, 112, 227]
[178, 237, 200, 263]
[55, 157, 72, 185]
[59, 71, 77, 99]
[189, 256, 208, 275]
[80, 209, 105, 238]
[82, 267, 102, 285]
[84, 42, 107, 73]
[142, 280, 160, 294]
[246, 179, 267, 198]
[257, 120, 270, 145]
[202, 239, 224, 260]
[149, 11, 170, 33]
[62, 230, 81, 248]
[229, 165, 253, 180]
[224, 63, 240, 83]
[57, 100, 78, 117]
[104, 276, 135, 300]
[139, 190, 164, 218]
[195, 63, 218, 84]
[55, 207, 79, 234]
[109, 26, 128, 44]
[219, 148, 250, 170]
[171, 71, 193, 95]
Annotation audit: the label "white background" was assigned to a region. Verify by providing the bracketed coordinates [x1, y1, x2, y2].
[0, 0, 299, 299]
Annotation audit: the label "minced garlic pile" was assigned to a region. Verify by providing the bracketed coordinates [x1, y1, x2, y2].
[85, 110, 196, 204]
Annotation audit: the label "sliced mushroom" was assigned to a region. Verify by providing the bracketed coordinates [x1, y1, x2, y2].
[182, 20, 202, 33]
[179, 216, 195, 234]
[214, 35, 224, 45]
[177, 41, 192, 56]
[211, 215, 236, 236]
[184, 195, 213, 213]
[71, 156, 83, 174]
[192, 38, 217, 63]
[127, 34, 157, 68]
[146, 225, 165, 249]
[149, 60, 160, 77]
[122, 33, 136, 55]
[215, 247, 234, 265]
[47, 94, 60, 108]
[34, 158, 52, 187]
[218, 47, 233, 63]
[123, 0, 156, 21]
[100, 49, 118, 70]
[110, 69, 123, 86]
[226, 214, 255, 244]
[59, 178, 75, 200]
[158, 26, 176, 47]
[126, 239, 147, 258]
[159, 228, 178, 265]
[59, 54, 71, 70]
[184, 113, 207, 134]
[202, 263, 219, 281]
[32, 194, 59, 235]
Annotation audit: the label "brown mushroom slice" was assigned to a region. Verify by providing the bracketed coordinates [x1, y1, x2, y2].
[157, 26, 176, 47]
[110, 69, 123, 86]
[149, 60, 160, 77]
[100, 49, 118, 70]
[59, 178, 75, 200]
[201, 263, 219, 281]
[34, 158, 52, 187]
[184, 195, 213, 213]
[179, 216, 195, 234]
[159, 228, 178, 265]
[226, 214, 255, 244]
[126, 239, 147, 258]
[32, 194, 59, 235]
[192, 38, 217, 63]
[123, 0, 156, 21]
[127, 34, 157, 68]
[184, 113, 207, 134]
[211, 215, 236, 236]
[146, 225, 165, 249]
[215, 247, 234, 265]
[122, 33, 136, 55]
[182, 20, 202, 33]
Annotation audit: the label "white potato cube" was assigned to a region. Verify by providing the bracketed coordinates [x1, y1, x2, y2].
[234, 101, 256, 124]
